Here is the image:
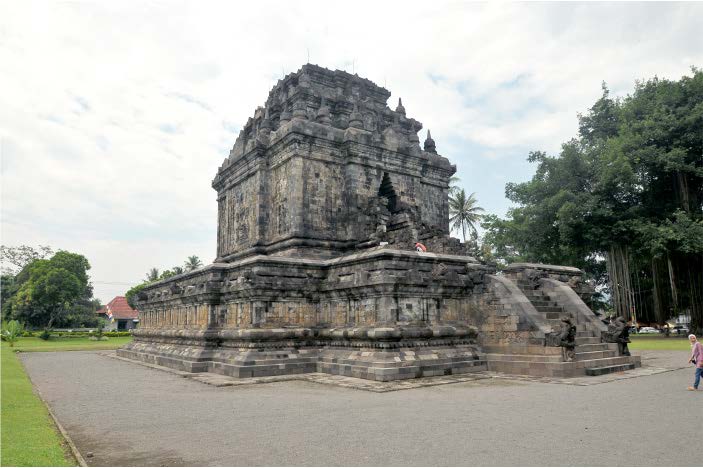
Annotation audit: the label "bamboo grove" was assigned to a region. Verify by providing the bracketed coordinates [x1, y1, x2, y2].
[483, 69, 703, 333]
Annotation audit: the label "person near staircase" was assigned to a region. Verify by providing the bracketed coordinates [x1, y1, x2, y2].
[687, 334, 702, 391]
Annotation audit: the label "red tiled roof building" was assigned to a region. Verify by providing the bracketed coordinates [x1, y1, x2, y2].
[96, 296, 139, 330]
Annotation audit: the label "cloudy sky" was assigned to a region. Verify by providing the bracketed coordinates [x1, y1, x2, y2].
[1, 1, 701, 302]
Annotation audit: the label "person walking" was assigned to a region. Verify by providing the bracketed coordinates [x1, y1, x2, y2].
[687, 334, 703, 391]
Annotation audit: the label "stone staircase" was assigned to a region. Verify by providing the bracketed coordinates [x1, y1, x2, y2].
[485, 279, 639, 378]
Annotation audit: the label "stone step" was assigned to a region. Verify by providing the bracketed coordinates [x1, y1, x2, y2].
[585, 363, 636, 376]
[529, 300, 559, 307]
[521, 287, 546, 294]
[575, 336, 601, 344]
[487, 355, 640, 378]
[575, 343, 617, 352]
[544, 313, 563, 321]
[522, 289, 547, 296]
[534, 306, 563, 313]
[485, 353, 563, 363]
[579, 355, 638, 367]
[577, 330, 598, 337]
[575, 350, 618, 361]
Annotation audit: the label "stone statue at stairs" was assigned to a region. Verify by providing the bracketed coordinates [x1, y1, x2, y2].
[559, 316, 577, 362]
[604, 316, 631, 356]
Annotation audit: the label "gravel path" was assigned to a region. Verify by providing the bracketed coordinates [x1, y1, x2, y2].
[21, 351, 701, 466]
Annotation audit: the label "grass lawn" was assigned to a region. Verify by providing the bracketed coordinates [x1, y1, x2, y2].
[1, 345, 75, 466]
[8, 335, 132, 352]
[628, 335, 692, 351]
[1, 336, 132, 466]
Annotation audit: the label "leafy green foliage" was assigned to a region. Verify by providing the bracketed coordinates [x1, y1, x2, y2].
[483, 69, 703, 331]
[145, 267, 160, 282]
[126, 281, 149, 309]
[449, 189, 485, 241]
[0, 245, 54, 275]
[129, 255, 204, 308]
[95, 317, 107, 340]
[184, 255, 203, 271]
[1, 320, 23, 347]
[5, 251, 93, 329]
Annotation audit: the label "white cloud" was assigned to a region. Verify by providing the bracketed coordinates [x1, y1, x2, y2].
[1, 0, 701, 300]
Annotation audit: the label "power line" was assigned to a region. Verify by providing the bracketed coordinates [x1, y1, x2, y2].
[92, 281, 138, 285]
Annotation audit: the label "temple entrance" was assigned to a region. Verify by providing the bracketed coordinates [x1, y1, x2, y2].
[378, 172, 399, 213]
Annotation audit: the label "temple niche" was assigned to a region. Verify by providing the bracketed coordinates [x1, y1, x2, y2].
[119, 64, 641, 381]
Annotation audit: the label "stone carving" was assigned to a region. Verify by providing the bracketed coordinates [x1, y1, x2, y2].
[431, 263, 448, 279]
[558, 316, 577, 362]
[522, 268, 548, 290]
[604, 316, 631, 356]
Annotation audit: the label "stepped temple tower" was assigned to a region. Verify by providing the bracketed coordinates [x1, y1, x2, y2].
[119, 65, 641, 380]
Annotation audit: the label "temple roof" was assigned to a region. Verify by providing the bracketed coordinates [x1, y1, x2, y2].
[218, 64, 445, 174]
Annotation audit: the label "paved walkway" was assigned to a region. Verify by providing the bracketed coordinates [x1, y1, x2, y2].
[21, 350, 701, 466]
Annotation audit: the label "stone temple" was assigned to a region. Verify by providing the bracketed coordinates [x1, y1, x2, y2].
[119, 64, 641, 380]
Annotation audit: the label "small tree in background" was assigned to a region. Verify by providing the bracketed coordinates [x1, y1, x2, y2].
[145, 268, 160, 282]
[184, 256, 202, 271]
[1, 320, 23, 347]
[94, 317, 107, 340]
[449, 189, 485, 241]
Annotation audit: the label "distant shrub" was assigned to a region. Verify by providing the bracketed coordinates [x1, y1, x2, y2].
[38, 329, 51, 341]
[22, 331, 34, 337]
[1, 321, 24, 346]
[103, 331, 132, 337]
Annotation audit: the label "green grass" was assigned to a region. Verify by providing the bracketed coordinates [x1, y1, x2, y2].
[628, 335, 692, 351]
[1, 336, 132, 466]
[1, 345, 75, 466]
[7, 335, 132, 352]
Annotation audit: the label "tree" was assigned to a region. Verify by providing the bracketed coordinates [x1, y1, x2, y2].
[145, 268, 160, 282]
[94, 318, 107, 340]
[126, 282, 149, 310]
[7, 251, 92, 329]
[1, 320, 23, 347]
[483, 69, 703, 332]
[65, 297, 103, 328]
[172, 266, 184, 275]
[0, 245, 53, 274]
[449, 176, 461, 196]
[449, 189, 485, 241]
[184, 256, 202, 271]
[1, 274, 17, 316]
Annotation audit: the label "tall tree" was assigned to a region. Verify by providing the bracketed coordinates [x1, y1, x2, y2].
[448, 176, 461, 196]
[184, 256, 203, 271]
[145, 268, 160, 282]
[0, 245, 54, 274]
[449, 189, 485, 241]
[483, 69, 703, 332]
[6, 251, 92, 328]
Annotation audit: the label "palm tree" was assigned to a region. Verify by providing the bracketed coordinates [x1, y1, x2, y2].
[172, 266, 184, 275]
[145, 268, 160, 282]
[449, 176, 461, 196]
[184, 255, 203, 272]
[449, 189, 485, 241]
